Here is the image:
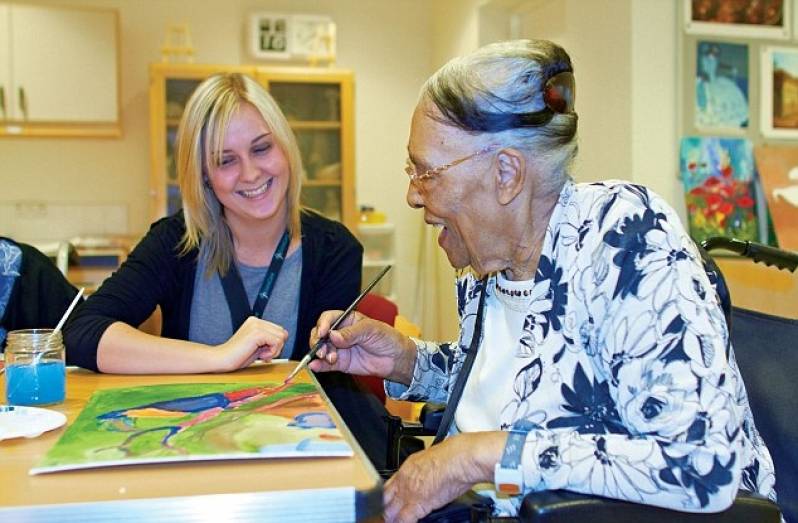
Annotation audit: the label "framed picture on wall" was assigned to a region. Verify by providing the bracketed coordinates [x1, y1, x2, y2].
[290, 15, 336, 60]
[684, 0, 790, 39]
[753, 144, 798, 250]
[761, 46, 798, 138]
[695, 40, 749, 131]
[249, 12, 291, 60]
[679, 136, 763, 244]
[248, 13, 335, 62]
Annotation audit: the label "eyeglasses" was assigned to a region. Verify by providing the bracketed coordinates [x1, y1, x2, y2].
[404, 145, 497, 184]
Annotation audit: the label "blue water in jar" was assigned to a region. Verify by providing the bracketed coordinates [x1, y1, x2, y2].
[5, 361, 66, 405]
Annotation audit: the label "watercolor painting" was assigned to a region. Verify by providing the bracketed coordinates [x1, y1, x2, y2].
[695, 41, 749, 129]
[761, 47, 798, 138]
[680, 137, 761, 244]
[685, 0, 789, 39]
[753, 145, 798, 250]
[249, 12, 291, 60]
[32, 382, 352, 474]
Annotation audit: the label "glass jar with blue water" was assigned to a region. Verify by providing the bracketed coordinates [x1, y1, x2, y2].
[5, 329, 66, 406]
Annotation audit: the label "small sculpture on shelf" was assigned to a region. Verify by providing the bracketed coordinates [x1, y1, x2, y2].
[161, 23, 195, 63]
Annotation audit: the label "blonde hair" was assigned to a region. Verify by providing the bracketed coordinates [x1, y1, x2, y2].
[176, 73, 302, 275]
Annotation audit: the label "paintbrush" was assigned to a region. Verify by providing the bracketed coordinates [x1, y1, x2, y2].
[284, 265, 392, 384]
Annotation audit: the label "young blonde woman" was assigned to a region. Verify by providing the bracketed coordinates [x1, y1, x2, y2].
[65, 73, 390, 467]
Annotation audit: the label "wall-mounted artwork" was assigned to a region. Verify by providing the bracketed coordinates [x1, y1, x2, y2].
[695, 41, 749, 130]
[684, 0, 789, 39]
[753, 145, 798, 249]
[31, 382, 352, 474]
[248, 13, 335, 63]
[680, 137, 761, 244]
[761, 46, 798, 138]
[249, 12, 291, 60]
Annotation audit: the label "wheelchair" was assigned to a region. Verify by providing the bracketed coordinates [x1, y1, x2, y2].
[380, 237, 796, 523]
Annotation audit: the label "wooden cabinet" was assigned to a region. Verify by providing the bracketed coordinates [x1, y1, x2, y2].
[0, 4, 9, 122]
[0, 2, 120, 137]
[148, 63, 357, 231]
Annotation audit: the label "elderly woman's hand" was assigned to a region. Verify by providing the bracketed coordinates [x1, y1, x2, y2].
[383, 431, 507, 523]
[308, 310, 417, 384]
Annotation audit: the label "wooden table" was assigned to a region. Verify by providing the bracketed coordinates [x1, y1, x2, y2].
[0, 363, 382, 522]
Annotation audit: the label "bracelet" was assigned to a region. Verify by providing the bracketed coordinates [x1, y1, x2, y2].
[494, 420, 535, 495]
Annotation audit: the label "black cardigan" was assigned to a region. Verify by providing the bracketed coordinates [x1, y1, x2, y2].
[64, 209, 363, 370]
[63, 211, 391, 469]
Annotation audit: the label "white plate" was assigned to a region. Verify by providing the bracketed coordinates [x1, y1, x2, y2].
[0, 405, 67, 441]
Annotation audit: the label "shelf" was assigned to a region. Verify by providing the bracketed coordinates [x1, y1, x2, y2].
[303, 180, 342, 187]
[289, 121, 341, 131]
[167, 118, 342, 130]
[0, 122, 121, 138]
[358, 223, 395, 233]
[164, 120, 343, 131]
[363, 259, 395, 267]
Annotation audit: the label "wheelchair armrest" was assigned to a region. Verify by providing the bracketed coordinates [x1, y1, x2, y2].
[519, 490, 781, 523]
[419, 402, 446, 433]
[382, 402, 446, 475]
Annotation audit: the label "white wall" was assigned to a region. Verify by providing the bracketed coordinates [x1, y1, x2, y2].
[514, 0, 679, 211]
[517, 0, 633, 184]
[631, 0, 682, 223]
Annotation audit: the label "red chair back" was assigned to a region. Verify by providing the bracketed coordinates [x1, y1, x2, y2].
[357, 293, 398, 325]
[353, 293, 398, 403]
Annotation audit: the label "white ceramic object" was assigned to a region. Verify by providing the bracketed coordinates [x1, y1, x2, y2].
[0, 405, 66, 441]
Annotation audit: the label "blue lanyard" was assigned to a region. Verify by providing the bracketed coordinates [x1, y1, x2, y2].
[219, 230, 291, 331]
[250, 230, 291, 318]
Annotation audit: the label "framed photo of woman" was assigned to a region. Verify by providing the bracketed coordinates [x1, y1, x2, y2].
[684, 0, 790, 39]
[761, 46, 798, 138]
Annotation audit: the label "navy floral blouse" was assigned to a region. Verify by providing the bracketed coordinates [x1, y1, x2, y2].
[386, 180, 777, 513]
[0, 240, 22, 345]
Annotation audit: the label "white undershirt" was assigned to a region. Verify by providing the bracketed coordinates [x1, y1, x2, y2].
[454, 272, 537, 434]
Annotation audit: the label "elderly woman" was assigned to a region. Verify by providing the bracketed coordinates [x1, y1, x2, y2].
[310, 40, 776, 521]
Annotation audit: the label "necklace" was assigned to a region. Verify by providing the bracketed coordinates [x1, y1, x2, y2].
[495, 280, 536, 297]
[492, 273, 537, 313]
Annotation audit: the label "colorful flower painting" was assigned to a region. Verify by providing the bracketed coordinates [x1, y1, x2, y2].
[32, 382, 352, 474]
[679, 137, 760, 243]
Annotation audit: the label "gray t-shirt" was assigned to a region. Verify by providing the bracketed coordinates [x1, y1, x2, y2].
[189, 246, 302, 359]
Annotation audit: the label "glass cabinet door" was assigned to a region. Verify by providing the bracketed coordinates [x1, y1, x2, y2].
[268, 81, 345, 223]
[164, 78, 203, 216]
